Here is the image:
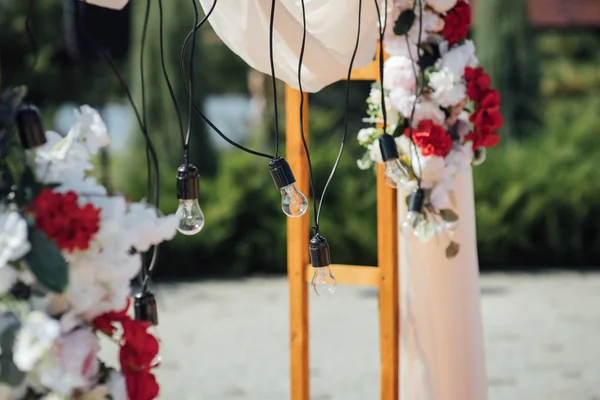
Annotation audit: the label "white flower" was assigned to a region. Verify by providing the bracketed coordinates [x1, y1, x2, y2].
[437, 40, 478, 76]
[13, 311, 61, 372]
[369, 139, 384, 164]
[429, 67, 467, 108]
[368, 86, 383, 105]
[0, 267, 18, 294]
[125, 203, 179, 253]
[384, 35, 421, 58]
[426, 0, 457, 13]
[108, 370, 127, 400]
[41, 393, 67, 400]
[66, 105, 110, 156]
[389, 89, 446, 126]
[422, 10, 445, 32]
[0, 211, 30, 268]
[38, 328, 100, 395]
[396, 136, 446, 185]
[383, 56, 418, 92]
[33, 131, 92, 184]
[357, 127, 378, 144]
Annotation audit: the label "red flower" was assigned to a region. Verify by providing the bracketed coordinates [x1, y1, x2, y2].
[32, 189, 100, 252]
[92, 298, 131, 337]
[405, 120, 453, 157]
[465, 130, 501, 150]
[441, 0, 471, 46]
[469, 89, 504, 132]
[119, 319, 160, 400]
[464, 67, 491, 102]
[125, 371, 159, 400]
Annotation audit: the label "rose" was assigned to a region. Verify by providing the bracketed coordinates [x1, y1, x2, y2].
[441, 0, 471, 46]
[465, 66, 492, 102]
[469, 89, 503, 132]
[405, 119, 453, 157]
[383, 56, 417, 92]
[38, 328, 100, 395]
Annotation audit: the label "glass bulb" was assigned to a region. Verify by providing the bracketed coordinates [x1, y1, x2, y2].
[280, 184, 308, 218]
[176, 199, 205, 235]
[400, 211, 424, 237]
[311, 266, 337, 296]
[384, 159, 409, 189]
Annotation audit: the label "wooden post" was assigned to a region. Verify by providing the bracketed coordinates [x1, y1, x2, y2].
[377, 164, 399, 399]
[285, 85, 311, 400]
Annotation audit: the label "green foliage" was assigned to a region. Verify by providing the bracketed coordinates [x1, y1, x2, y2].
[474, 95, 600, 267]
[474, 0, 541, 139]
[24, 229, 69, 293]
[0, 312, 25, 387]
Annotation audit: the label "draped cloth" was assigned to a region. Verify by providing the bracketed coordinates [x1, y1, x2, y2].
[198, 0, 381, 92]
[398, 167, 488, 400]
[82, 0, 129, 9]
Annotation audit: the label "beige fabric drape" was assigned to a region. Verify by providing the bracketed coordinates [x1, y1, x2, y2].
[398, 167, 488, 400]
[198, 0, 381, 92]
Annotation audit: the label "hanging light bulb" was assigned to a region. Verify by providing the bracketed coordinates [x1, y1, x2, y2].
[379, 134, 409, 189]
[16, 105, 46, 164]
[401, 188, 426, 237]
[269, 157, 308, 218]
[472, 147, 487, 166]
[134, 291, 161, 365]
[176, 164, 205, 235]
[309, 234, 337, 296]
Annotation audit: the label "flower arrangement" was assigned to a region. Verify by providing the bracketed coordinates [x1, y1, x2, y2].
[357, 0, 503, 258]
[0, 87, 177, 400]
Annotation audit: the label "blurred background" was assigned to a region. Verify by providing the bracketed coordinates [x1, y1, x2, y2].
[1, 0, 600, 398]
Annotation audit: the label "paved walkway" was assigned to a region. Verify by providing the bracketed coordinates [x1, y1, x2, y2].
[99, 271, 600, 399]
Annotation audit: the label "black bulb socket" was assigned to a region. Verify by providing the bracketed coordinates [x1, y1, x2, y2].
[176, 164, 199, 200]
[379, 133, 399, 162]
[309, 234, 331, 268]
[16, 105, 46, 149]
[269, 157, 296, 189]
[408, 188, 425, 213]
[134, 291, 158, 326]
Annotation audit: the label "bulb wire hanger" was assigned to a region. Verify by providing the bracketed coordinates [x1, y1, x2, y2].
[296, 0, 364, 236]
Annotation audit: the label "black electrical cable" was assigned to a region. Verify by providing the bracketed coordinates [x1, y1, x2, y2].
[179, 0, 274, 160]
[182, 0, 200, 166]
[157, 0, 185, 147]
[268, 0, 282, 158]
[76, 3, 161, 288]
[295, 0, 363, 233]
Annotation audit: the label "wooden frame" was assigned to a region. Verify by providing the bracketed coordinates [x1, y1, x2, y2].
[285, 49, 399, 400]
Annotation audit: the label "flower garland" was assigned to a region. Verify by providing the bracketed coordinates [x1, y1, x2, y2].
[0, 88, 177, 400]
[357, 0, 503, 258]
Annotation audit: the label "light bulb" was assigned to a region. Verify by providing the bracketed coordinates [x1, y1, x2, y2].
[269, 157, 308, 218]
[176, 199, 205, 235]
[311, 266, 337, 296]
[280, 184, 309, 218]
[176, 164, 205, 235]
[401, 188, 426, 237]
[16, 105, 47, 150]
[384, 159, 409, 189]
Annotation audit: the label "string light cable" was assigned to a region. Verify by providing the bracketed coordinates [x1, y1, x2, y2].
[297, 0, 364, 295]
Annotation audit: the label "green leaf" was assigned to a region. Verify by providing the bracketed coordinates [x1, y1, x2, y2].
[24, 229, 68, 293]
[445, 241, 460, 259]
[0, 313, 26, 387]
[393, 10, 416, 36]
[440, 209, 459, 222]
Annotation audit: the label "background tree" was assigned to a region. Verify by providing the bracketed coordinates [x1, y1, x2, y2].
[475, 0, 541, 139]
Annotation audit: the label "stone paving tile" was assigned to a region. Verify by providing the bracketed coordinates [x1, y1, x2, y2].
[99, 272, 600, 399]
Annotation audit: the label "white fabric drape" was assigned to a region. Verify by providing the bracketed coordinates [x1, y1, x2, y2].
[398, 167, 488, 400]
[198, 0, 381, 92]
[82, 0, 129, 10]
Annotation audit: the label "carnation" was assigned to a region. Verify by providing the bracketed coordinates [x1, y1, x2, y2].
[441, 0, 471, 46]
[437, 40, 478, 77]
[405, 120, 453, 157]
[383, 56, 417, 92]
[428, 67, 467, 108]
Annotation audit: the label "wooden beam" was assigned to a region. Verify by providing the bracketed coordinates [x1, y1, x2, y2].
[376, 163, 399, 400]
[347, 45, 388, 81]
[285, 86, 310, 400]
[305, 264, 380, 286]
